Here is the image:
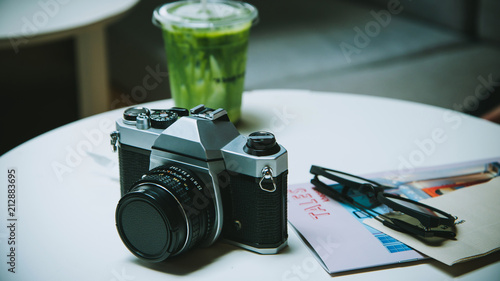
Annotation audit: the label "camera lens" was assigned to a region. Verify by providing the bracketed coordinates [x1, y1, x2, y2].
[115, 165, 215, 262]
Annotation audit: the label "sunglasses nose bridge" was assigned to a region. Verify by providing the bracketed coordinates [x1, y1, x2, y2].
[359, 183, 376, 196]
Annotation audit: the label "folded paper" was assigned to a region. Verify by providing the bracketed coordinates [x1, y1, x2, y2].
[364, 177, 500, 266]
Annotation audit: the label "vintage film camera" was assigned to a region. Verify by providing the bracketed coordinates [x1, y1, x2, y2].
[110, 105, 288, 262]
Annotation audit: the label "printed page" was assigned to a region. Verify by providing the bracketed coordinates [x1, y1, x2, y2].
[288, 183, 424, 273]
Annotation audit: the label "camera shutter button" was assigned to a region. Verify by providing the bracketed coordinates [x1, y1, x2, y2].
[135, 114, 150, 130]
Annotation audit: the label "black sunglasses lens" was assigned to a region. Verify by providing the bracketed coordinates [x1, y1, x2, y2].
[384, 196, 448, 219]
[315, 170, 382, 208]
[345, 188, 379, 208]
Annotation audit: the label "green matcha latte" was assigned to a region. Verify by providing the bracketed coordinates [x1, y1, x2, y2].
[153, 0, 258, 122]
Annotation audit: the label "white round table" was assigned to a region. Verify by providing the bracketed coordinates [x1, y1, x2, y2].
[1, 89, 499, 280]
[0, 0, 140, 117]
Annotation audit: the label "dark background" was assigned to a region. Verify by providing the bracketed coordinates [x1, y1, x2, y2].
[1, 0, 499, 155]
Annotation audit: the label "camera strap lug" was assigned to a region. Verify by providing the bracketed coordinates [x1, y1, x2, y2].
[259, 166, 277, 192]
[110, 131, 120, 152]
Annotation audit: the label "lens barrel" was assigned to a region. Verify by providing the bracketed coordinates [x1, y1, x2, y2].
[115, 165, 215, 262]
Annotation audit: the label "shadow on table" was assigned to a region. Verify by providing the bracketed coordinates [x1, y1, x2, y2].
[329, 250, 500, 278]
[131, 240, 238, 275]
[429, 250, 500, 278]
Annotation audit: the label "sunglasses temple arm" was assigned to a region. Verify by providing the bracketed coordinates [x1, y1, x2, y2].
[310, 166, 361, 189]
[311, 177, 352, 204]
[310, 165, 384, 190]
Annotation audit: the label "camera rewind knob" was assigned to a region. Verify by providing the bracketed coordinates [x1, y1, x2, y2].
[244, 131, 281, 156]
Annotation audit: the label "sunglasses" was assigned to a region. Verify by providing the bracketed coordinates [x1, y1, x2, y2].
[310, 165, 458, 239]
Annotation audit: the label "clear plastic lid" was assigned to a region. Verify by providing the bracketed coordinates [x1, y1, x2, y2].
[153, 0, 258, 29]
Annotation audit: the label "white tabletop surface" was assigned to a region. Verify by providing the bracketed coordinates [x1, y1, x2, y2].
[0, 0, 138, 44]
[1, 89, 500, 280]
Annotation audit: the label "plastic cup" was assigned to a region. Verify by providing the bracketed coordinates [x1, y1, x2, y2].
[153, 0, 258, 122]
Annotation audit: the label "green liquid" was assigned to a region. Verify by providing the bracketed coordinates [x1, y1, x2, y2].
[162, 23, 251, 122]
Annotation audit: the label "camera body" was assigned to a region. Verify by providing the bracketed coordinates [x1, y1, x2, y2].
[111, 105, 288, 262]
